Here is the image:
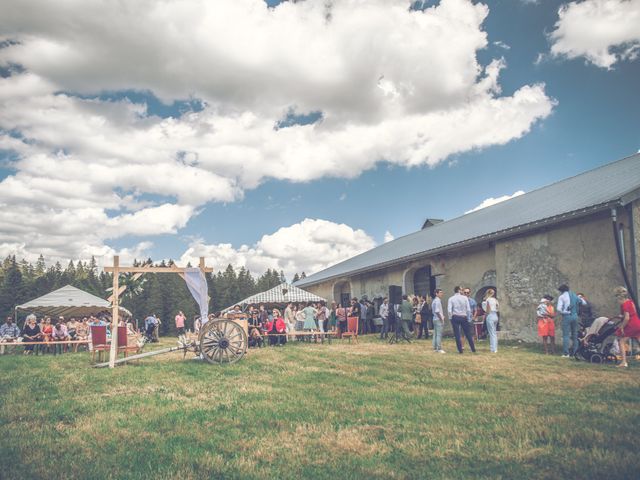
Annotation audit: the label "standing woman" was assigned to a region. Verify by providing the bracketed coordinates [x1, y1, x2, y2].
[329, 302, 338, 333]
[613, 287, 640, 368]
[418, 295, 431, 339]
[482, 289, 500, 353]
[412, 296, 421, 334]
[336, 303, 347, 338]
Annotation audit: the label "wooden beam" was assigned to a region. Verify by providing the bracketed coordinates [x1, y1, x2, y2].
[104, 266, 213, 273]
[108, 256, 119, 368]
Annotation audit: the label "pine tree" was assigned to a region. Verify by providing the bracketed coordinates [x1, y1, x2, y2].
[35, 255, 46, 276]
[0, 256, 24, 318]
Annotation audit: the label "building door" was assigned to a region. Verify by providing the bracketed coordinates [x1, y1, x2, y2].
[413, 266, 435, 297]
[340, 293, 351, 308]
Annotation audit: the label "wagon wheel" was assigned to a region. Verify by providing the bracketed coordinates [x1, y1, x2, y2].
[199, 319, 247, 365]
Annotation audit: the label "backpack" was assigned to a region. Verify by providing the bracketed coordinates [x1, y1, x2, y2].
[568, 292, 580, 319]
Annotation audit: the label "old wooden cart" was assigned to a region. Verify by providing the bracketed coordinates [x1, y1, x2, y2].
[94, 317, 248, 368]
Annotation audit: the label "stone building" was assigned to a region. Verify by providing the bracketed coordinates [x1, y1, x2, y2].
[296, 154, 640, 340]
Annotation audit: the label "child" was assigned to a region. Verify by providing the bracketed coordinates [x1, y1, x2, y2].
[537, 295, 556, 354]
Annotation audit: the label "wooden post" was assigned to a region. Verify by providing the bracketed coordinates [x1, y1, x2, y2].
[109, 256, 120, 368]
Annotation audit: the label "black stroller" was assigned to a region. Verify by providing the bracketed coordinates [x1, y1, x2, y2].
[574, 317, 621, 364]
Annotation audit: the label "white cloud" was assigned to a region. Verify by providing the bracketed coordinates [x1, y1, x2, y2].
[0, 0, 555, 262]
[493, 41, 511, 50]
[384, 231, 395, 243]
[179, 218, 376, 279]
[549, 0, 640, 68]
[465, 190, 525, 214]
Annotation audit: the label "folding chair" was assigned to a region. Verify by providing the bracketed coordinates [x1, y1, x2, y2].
[342, 316, 359, 344]
[90, 326, 108, 363]
[117, 325, 139, 359]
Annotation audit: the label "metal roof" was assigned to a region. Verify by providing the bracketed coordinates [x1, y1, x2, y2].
[223, 283, 327, 311]
[15, 284, 124, 319]
[297, 153, 640, 287]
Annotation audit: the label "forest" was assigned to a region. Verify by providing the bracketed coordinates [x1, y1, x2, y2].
[0, 255, 306, 335]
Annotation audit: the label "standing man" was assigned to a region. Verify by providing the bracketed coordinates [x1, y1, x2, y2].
[364, 300, 374, 335]
[463, 288, 478, 325]
[379, 297, 390, 339]
[175, 310, 186, 336]
[431, 290, 445, 353]
[284, 302, 296, 338]
[399, 295, 413, 341]
[557, 284, 585, 357]
[447, 286, 476, 354]
[144, 313, 159, 342]
[359, 299, 368, 334]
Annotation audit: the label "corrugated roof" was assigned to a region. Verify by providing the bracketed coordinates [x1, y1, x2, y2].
[297, 153, 640, 287]
[224, 283, 327, 311]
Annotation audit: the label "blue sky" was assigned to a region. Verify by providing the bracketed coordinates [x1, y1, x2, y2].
[0, 0, 638, 277]
[144, 0, 640, 251]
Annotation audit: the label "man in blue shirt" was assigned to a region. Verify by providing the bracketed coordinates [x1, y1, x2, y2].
[463, 288, 478, 324]
[557, 284, 586, 357]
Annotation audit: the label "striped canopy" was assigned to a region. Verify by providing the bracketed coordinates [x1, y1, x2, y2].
[16, 285, 131, 319]
[225, 283, 327, 311]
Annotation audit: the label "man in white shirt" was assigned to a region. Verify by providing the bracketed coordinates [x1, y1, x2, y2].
[379, 297, 390, 339]
[431, 290, 445, 353]
[447, 286, 476, 354]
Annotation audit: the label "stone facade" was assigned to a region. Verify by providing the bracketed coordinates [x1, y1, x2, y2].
[303, 206, 639, 341]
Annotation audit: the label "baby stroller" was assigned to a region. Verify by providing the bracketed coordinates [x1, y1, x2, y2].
[574, 317, 621, 364]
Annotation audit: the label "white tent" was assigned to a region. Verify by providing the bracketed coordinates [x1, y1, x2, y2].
[224, 283, 327, 311]
[15, 285, 131, 320]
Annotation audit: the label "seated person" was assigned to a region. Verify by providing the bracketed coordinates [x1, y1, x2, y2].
[248, 327, 264, 348]
[268, 309, 287, 346]
[75, 317, 90, 351]
[51, 320, 70, 354]
[67, 317, 78, 340]
[21, 314, 42, 355]
[0, 316, 21, 354]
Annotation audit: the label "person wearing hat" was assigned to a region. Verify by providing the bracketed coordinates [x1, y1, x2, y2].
[537, 295, 556, 354]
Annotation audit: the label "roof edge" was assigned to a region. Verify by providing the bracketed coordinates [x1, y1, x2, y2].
[296, 201, 618, 288]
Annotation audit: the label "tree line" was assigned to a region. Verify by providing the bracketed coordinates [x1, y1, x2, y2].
[0, 255, 306, 335]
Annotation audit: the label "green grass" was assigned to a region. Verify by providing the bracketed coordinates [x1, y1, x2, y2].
[1, 336, 639, 479]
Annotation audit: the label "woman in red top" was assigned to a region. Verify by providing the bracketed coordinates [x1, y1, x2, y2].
[614, 287, 640, 368]
[268, 309, 287, 346]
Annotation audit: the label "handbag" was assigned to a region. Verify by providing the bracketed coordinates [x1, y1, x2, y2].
[414, 313, 422, 324]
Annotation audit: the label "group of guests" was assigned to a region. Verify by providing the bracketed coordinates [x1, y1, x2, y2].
[375, 286, 499, 355]
[536, 284, 640, 366]
[0, 313, 113, 355]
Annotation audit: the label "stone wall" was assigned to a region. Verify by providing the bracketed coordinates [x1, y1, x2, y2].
[302, 210, 637, 341]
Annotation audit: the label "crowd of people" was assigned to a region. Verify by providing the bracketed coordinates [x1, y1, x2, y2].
[0, 312, 143, 355]
[2, 283, 638, 365]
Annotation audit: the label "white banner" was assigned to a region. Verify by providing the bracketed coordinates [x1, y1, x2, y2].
[183, 268, 209, 324]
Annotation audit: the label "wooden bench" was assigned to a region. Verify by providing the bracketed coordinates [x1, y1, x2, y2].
[262, 331, 336, 344]
[0, 340, 90, 354]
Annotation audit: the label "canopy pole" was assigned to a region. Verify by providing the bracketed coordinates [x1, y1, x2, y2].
[108, 256, 120, 368]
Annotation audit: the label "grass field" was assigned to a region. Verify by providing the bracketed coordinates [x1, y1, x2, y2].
[0, 335, 639, 479]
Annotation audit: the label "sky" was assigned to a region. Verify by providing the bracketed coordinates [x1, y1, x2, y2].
[0, 0, 639, 279]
